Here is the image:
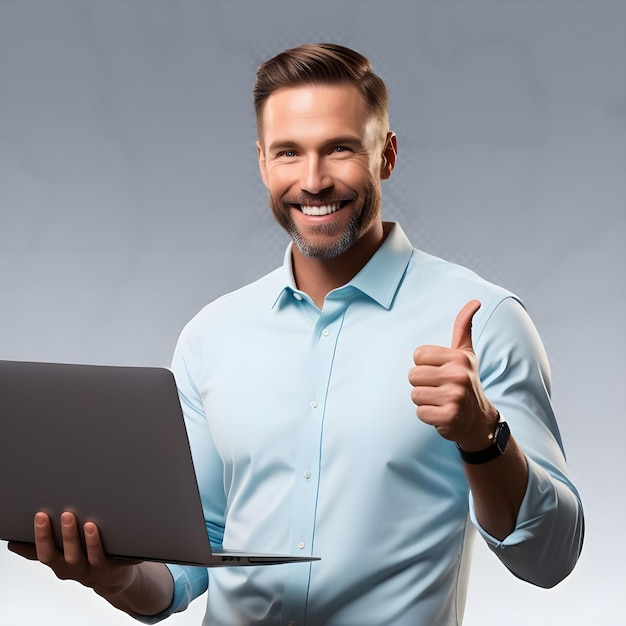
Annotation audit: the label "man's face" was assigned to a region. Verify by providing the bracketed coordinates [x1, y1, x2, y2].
[257, 83, 394, 260]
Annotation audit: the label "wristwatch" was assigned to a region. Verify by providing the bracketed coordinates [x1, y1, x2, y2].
[456, 414, 510, 465]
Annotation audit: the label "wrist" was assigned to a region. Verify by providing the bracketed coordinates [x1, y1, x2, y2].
[455, 409, 500, 452]
[456, 412, 510, 465]
[93, 563, 140, 600]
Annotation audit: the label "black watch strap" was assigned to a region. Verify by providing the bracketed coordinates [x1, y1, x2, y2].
[456, 416, 510, 465]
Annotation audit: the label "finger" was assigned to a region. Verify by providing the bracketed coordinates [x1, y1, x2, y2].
[408, 363, 446, 385]
[60, 511, 87, 567]
[33, 512, 62, 563]
[411, 378, 466, 413]
[83, 522, 108, 567]
[450, 300, 481, 351]
[412, 345, 455, 367]
[414, 402, 442, 425]
[413, 403, 456, 432]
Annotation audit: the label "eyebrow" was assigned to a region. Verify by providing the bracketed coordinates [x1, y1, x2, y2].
[267, 135, 365, 154]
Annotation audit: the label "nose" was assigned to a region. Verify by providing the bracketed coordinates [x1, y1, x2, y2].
[300, 155, 332, 195]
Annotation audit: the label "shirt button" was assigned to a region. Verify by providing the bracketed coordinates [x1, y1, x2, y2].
[303, 470, 311, 479]
[322, 328, 330, 337]
[310, 401, 318, 409]
[293, 292, 302, 301]
[298, 541, 305, 549]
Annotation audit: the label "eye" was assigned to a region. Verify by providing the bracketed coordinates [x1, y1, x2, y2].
[277, 150, 297, 158]
[331, 146, 353, 157]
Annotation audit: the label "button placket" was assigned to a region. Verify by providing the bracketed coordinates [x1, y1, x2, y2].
[282, 305, 347, 625]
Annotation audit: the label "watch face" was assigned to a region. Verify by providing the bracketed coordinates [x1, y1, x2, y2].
[494, 421, 511, 454]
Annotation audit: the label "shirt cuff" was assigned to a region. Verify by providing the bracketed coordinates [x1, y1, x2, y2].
[129, 564, 208, 624]
[469, 456, 558, 548]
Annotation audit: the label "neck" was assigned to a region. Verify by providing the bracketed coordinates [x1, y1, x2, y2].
[291, 221, 390, 308]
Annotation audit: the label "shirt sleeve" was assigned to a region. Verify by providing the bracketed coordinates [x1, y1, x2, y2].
[130, 323, 225, 622]
[129, 564, 209, 624]
[469, 296, 584, 587]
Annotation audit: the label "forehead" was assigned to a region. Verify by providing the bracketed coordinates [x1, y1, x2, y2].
[260, 83, 377, 146]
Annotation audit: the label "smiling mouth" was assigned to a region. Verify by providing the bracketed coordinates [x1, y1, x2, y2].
[295, 200, 352, 216]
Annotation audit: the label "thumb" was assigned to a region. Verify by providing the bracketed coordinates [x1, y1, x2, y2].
[451, 300, 481, 351]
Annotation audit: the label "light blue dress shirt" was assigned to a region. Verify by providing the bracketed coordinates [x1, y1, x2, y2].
[137, 223, 583, 626]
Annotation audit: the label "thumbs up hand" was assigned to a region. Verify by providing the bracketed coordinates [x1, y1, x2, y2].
[408, 300, 500, 450]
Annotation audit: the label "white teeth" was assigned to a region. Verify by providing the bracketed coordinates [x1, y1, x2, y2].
[300, 203, 341, 216]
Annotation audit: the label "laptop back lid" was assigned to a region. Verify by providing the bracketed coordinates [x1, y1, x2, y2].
[0, 359, 216, 565]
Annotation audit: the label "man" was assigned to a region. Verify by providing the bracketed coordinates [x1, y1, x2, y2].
[9, 43, 584, 625]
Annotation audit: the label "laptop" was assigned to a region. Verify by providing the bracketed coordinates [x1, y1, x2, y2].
[0, 359, 319, 567]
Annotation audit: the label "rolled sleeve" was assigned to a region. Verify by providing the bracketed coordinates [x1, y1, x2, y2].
[130, 564, 208, 624]
[469, 456, 584, 588]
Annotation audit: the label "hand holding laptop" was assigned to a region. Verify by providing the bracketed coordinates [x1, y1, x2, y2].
[9, 511, 138, 592]
[9, 511, 174, 617]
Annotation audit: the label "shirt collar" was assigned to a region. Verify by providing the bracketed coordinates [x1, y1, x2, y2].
[271, 222, 413, 311]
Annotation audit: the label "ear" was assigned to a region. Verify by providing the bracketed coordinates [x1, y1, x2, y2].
[257, 140, 269, 188]
[380, 132, 398, 180]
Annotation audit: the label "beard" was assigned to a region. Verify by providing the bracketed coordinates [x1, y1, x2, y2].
[268, 181, 382, 260]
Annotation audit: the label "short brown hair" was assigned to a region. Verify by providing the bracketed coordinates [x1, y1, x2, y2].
[254, 43, 389, 139]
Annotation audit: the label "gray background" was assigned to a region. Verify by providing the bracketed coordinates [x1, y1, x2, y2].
[1, 1, 624, 624]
